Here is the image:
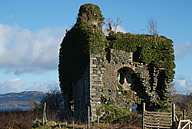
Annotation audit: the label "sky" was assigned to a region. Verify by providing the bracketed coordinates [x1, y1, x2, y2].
[0, 0, 192, 94]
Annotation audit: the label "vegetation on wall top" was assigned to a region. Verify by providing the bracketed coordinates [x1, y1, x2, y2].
[59, 3, 175, 96]
[107, 32, 175, 82]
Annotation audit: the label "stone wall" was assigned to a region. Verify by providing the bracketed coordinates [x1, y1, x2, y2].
[89, 50, 147, 121]
[72, 49, 164, 122]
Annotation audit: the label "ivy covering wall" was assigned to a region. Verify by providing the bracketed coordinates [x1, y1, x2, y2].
[107, 32, 175, 82]
[58, 3, 175, 100]
[59, 4, 107, 93]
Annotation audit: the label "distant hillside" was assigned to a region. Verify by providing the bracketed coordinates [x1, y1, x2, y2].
[0, 91, 46, 107]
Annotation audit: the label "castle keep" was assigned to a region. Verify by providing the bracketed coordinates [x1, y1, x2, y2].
[58, 4, 175, 122]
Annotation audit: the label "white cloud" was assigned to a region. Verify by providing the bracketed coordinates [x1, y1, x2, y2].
[174, 41, 192, 58]
[174, 75, 192, 94]
[112, 25, 127, 33]
[175, 80, 186, 88]
[103, 25, 127, 35]
[0, 78, 58, 94]
[0, 78, 25, 94]
[0, 24, 69, 74]
[26, 81, 58, 92]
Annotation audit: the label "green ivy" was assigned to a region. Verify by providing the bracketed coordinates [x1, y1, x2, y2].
[107, 32, 175, 82]
[59, 3, 175, 97]
[59, 4, 107, 93]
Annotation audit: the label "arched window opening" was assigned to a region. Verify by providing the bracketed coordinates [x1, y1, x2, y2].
[117, 67, 134, 91]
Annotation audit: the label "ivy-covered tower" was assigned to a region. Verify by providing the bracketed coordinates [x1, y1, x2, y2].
[59, 4, 175, 122]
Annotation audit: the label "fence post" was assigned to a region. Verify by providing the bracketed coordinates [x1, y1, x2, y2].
[142, 103, 145, 129]
[43, 102, 47, 125]
[73, 121, 75, 129]
[172, 103, 176, 128]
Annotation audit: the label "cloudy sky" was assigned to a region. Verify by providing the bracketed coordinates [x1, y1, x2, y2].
[0, 0, 192, 94]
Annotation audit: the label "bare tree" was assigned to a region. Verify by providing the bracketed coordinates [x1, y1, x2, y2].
[179, 93, 192, 120]
[113, 17, 122, 32]
[40, 86, 64, 112]
[106, 17, 113, 32]
[169, 82, 183, 103]
[148, 18, 158, 36]
[105, 17, 122, 33]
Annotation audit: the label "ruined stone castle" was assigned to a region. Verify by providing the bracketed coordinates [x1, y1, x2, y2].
[58, 4, 175, 122]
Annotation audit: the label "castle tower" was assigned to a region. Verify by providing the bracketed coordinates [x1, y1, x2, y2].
[58, 4, 175, 122]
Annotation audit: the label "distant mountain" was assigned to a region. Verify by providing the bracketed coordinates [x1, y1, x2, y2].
[0, 91, 46, 107]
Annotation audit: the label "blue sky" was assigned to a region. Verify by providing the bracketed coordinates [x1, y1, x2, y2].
[0, 0, 192, 94]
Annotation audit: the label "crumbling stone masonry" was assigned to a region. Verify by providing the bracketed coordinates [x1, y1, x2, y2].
[65, 49, 162, 121]
[59, 4, 175, 122]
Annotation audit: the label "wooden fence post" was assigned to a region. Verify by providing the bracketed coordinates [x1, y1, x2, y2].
[172, 103, 176, 128]
[43, 102, 47, 125]
[73, 121, 75, 129]
[143, 103, 173, 128]
[142, 103, 145, 129]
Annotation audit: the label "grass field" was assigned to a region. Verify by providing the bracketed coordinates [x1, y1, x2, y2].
[0, 109, 142, 129]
